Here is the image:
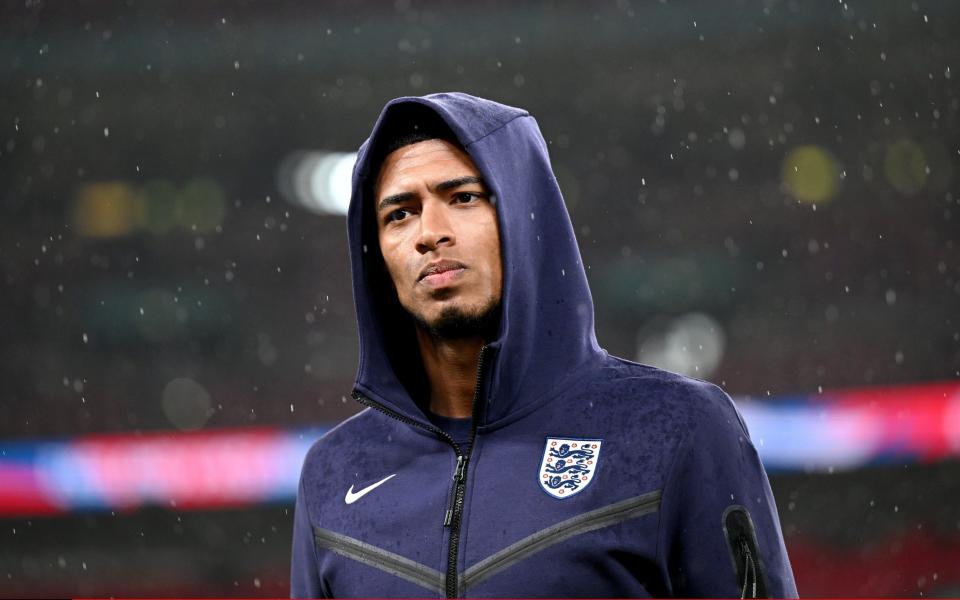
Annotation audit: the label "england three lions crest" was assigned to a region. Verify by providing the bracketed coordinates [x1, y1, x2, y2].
[538, 438, 603, 499]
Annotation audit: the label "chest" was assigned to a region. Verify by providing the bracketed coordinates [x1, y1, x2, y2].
[309, 426, 672, 597]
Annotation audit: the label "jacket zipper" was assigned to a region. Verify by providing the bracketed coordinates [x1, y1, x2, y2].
[352, 345, 488, 599]
[739, 537, 757, 599]
[442, 346, 487, 598]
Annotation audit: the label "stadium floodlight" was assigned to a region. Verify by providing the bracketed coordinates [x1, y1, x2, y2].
[635, 312, 726, 379]
[278, 151, 357, 216]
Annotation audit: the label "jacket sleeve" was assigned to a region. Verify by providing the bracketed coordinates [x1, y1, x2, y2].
[660, 383, 798, 598]
[290, 475, 324, 598]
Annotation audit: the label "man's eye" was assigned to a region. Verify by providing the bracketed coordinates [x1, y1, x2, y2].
[453, 192, 480, 203]
[385, 208, 411, 223]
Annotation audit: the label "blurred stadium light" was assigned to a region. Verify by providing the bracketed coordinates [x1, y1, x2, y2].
[72, 182, 142, 238]
[72, 178, 226, 237]
[635, 311, 726, 379]
[781, 145, 841, 204]
[277, 151, 357, 216]
[884, 139, 927, 196]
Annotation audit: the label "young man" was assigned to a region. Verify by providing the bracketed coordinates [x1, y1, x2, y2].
[291, 93, 797, 598]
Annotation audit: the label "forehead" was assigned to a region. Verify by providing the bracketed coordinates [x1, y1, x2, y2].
[374, 139, 481, 198]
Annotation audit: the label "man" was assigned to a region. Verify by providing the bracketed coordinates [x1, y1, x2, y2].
[291, 93, 797, 598]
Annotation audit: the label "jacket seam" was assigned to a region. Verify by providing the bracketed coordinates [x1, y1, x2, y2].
[655, 407, 702, 595]
[313, 527, 445, 594]
[463, 112, 530, 147]
[462, 490, 662, 592]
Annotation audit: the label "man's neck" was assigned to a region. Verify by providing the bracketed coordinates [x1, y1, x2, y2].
[415, 327, 485, 419]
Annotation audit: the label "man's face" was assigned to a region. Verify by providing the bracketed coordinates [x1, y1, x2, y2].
[374, 138, 502, 339]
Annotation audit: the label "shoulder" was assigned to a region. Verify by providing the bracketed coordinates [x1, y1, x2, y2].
[587, 353, 747, 435]
[300, 407, 386, 473]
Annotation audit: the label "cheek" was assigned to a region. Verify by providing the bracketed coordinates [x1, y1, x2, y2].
[378, 238, 405, 283]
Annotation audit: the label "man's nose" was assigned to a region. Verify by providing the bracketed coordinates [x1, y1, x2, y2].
[415, 202, 454, 253]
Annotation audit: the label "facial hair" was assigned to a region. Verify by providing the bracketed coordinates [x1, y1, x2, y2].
[410, 298, 501, 341]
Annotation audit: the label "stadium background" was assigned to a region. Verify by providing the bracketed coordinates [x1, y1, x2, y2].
[1, 1, 958, 596]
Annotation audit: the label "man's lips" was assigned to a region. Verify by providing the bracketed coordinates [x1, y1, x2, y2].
[420, 268, 465, 287]
[418, 260, 467, 281]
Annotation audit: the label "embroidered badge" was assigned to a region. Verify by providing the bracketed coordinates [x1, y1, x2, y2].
[538, 437, 603, 499]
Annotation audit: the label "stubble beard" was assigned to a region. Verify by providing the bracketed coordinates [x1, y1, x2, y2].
[408, 297, 501, 341]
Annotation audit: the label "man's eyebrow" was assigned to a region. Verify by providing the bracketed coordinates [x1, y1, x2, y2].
[435, 176, 486, 192]
[377, 192, 416, 213]
[377, 176, 488, 213]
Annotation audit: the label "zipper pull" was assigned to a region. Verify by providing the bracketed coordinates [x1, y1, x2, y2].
[443, 455, 469, 527]
[453, 455, 468, 482]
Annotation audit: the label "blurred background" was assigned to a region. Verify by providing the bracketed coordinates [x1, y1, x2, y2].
[1, 0, 958, 596]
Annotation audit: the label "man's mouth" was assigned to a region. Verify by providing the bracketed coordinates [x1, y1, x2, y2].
[418, 260, 467, 285]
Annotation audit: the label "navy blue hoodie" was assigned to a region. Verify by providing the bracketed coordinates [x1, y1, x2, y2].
[291, 93, 798, 598]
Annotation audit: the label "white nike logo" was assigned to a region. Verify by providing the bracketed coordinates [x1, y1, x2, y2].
[344, 473, 396, 505]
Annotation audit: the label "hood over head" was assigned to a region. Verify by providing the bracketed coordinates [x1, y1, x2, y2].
[347, 92, 602, 428]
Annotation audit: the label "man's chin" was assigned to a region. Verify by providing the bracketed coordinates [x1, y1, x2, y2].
[410, 302, 501, 341]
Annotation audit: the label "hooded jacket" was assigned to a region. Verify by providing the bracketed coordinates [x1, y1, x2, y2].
[291, 93, 798, 598]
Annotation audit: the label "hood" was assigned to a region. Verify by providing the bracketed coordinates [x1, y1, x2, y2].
[347, 92, 602, 428]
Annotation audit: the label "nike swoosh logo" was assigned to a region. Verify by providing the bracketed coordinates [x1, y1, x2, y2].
[344, 473, 397, 505]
